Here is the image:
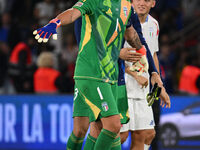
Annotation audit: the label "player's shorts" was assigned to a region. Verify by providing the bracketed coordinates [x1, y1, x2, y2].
[117, 85, 129, 124]
[120, 98, 155, 132]
[73, 79, 119, 122]
[73, 84, 90, 118]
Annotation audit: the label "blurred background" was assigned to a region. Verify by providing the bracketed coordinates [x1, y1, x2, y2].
[0, 0, 199, 150]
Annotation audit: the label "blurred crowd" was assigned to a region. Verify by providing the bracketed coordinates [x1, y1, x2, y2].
[0, 0, 199, 95]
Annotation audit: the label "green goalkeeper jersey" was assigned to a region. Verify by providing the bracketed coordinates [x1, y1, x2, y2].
[73, 0, 131, 84]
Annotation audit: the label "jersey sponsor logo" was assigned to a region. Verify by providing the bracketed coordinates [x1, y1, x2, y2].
[123, 7, 128, 17]
[102, 102, 109, 111]
[74, 2, 83, 7]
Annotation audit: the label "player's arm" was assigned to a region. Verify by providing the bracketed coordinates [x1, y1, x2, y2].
[151, 60, 170, 108]
[124, 26, 149, 74]
[56, 8, 81, 25]
[153, 52, 160, 74]
[129, 6, 158, 75]
[151, 73, 170, 108]
[33, 8, 81, 43]
[33, 0, 96, 43]
[124, 26, 143, 51]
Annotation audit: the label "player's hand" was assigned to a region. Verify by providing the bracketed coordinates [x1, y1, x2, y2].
[151, 72, 163, 86]
[33, 18, 61, 43]
[159, 87, 171, 108]
[150, 73, 171, 108]
[135, 73, 148, 88]
[125, 67, 148, 88]
[119, 47, 142, 63]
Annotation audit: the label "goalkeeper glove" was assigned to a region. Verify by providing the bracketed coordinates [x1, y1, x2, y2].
[33, 18, 61, 43]
[130, 46, 149, 75]
[146, 83, 162, 106]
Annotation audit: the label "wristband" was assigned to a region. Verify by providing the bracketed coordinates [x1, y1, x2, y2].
[137, 46, 146, 55]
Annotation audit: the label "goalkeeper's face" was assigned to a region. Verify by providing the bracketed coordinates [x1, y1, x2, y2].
[132, 0, 155, 16]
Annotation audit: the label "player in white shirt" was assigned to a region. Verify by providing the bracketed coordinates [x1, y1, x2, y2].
[120, 0, 170, 150]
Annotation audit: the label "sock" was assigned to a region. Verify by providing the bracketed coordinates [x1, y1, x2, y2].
[66, 132, 84, 150]
[111, 137, 121, 150]
[144, 144, 150, 150]
[94, 128, 117, 150]
[83, 134, 97, 150]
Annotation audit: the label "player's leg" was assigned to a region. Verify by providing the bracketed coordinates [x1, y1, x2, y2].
[129, 99, 155, 150]
[120, 122, 130, 144]
[120, 131, 129, 144]
[94, 83, 122, 150]
[130, 130, 146, 150]
[130, 129, 155, 150]
[84, 121, 102, 150]
[85, 119, 123, 150]
[73, 117, 89, 137]
[67, 85, 90, 150]
[118, 84, 130, 144]
[144, 129, 156, 150]
[111, 133, 121, 150]
[151, 100, 160, 150]
[67, 117, 89, 150]
[94, 115, 121, 150]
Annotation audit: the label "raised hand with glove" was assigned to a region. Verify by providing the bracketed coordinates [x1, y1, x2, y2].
[33, 18, 61, 43]
[33, 8, 81, 43]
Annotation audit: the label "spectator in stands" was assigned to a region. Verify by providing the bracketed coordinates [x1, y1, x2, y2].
[61, 33, 78, 77]
[55, 0, 67, 13]
[0, 12, 22, 49]
[0, 13, 11, 43]
[34, 52, 73, 94]
[0, 41, 9, 93]
[8, 39, 36, 93]
[0, 0, 6, 14]
[182, 0, 200, 22]
[159, 43, 175, 94]
[34, 0, 55, 26]
[179, 54, 200, 95]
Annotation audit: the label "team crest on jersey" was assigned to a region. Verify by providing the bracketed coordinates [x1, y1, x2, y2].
[75, 2, 83, 7]
[102, 102, 109, 112]
[123, 7, 128, 17]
